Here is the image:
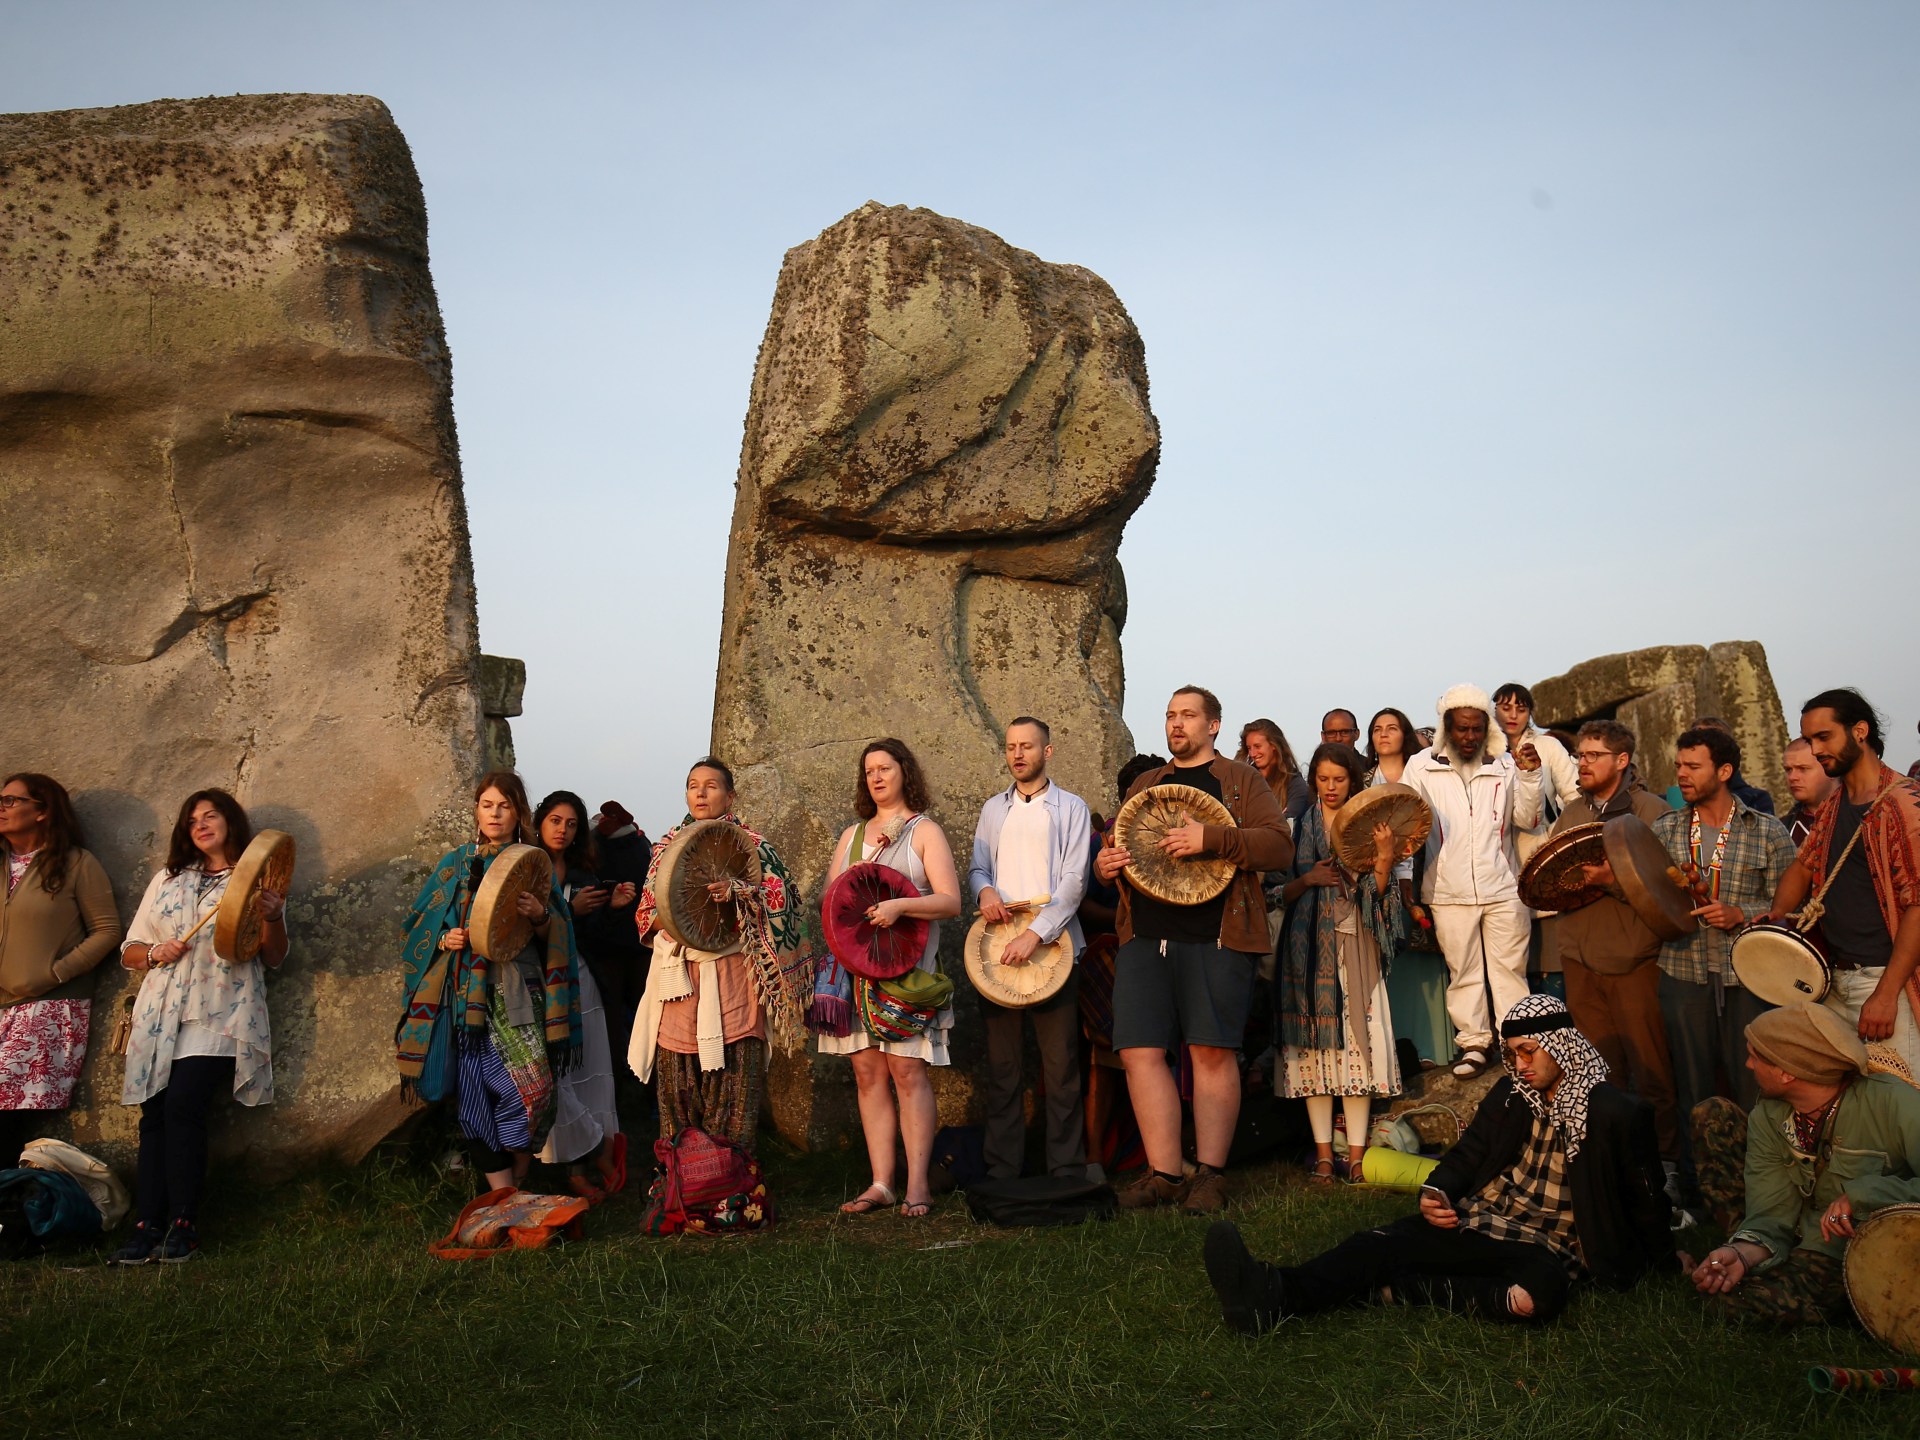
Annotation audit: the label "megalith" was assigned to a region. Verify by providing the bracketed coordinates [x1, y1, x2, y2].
[0, 95, 483, 1171]
[1532, 641, 1790, 808]
[711, 203, 1159, 1147]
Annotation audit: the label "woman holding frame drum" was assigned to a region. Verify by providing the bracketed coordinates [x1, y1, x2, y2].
[396, 771, 580, 1195]
[112, 788, 285, 1263]
[820, 740, 962, 1219]
[1276, 744, 1408, 1182]
[630, 757, 809, 1156]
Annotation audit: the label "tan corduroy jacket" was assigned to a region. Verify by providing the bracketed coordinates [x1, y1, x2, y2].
[0, 848, 122, 1008]
[1115, 754, 1295, 956]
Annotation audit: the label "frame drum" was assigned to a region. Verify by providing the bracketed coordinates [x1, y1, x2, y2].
[1113, 784, 1236, 906]
[963, 915, 1073, 1009]
[468, 844, 555, 961]
[1730, 921, 1833, 1006]
[1517, 822, 1608, 913]
[214, 829, 295, 963]
[1845, 1202, 1920, 1356]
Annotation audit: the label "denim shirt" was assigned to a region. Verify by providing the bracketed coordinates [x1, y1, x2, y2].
[968, 782, 1092, 954]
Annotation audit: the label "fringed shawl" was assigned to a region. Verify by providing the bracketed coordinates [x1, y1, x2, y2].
[1278, 803, 1405, 1051]
[635, 813, 813, 1050]
[396, 841, 583, 1100]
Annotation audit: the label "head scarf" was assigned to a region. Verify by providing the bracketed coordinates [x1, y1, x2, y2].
[1746, 1002, 1867, 1085]
[1498, 993, 1609, 1159]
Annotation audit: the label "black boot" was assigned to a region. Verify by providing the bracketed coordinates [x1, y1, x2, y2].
[1203, 1221, 1286, 1335]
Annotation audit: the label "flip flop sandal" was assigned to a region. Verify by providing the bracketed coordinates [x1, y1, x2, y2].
[839, 1183, 897, 1215]
[899, 1198, 933, 1218]
[567, 1173, 608, 1204]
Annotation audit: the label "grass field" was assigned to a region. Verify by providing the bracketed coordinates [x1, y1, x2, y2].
[3, 1141, 1913, 1440]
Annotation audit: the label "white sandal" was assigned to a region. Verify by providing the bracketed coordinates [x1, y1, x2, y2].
[839, 1182, 897, 1215]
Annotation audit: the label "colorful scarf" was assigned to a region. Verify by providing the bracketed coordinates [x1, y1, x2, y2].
[636, 813, 813, 1050]
[1278, 803, 1404, 1051]
[396, 841, 583, 1100]
[1498, 994, 1609, 1160]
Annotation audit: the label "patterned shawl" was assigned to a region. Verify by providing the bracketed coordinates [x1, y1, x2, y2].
[396, 841, 582, 1100]
[1797, 764, 1920, 1015]
[1278, 802, 1404, 1051]
[1498, 993, 1610, 1160]
[635, 813, 813, 1050]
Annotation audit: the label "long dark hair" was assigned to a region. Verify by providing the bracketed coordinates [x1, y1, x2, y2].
[534, 789, 597, 871]
[1802, 687, 1886, 757]
[165, 788, 253, 875]
[1, 772, 83, 895]
[1365, 708, 1421, 765]
[1308, 742, 1371, 799]
[855, 739, 932, 819]
[474, 770, 536, 845]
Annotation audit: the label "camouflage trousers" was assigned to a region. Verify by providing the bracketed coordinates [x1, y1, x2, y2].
[1690, 1097, 1849, 1325]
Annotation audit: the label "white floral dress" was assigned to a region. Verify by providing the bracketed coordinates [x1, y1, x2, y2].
[121, 867, 274, 1107]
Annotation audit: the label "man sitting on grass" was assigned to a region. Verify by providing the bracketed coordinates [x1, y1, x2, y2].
[1685, 1003, 1920, 1324]
[1203, 994, 1671, 1331]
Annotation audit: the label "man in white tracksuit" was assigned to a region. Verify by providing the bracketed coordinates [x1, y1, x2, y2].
[1401, 684, 1544, 1077]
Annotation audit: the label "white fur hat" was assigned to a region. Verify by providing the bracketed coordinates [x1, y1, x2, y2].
[1435, 683, 1507, 760]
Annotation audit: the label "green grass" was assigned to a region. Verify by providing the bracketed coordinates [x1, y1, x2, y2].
[3, 1144, 1913, 1439]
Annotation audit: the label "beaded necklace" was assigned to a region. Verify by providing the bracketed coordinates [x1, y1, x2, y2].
[1688, 804, 1733, 900]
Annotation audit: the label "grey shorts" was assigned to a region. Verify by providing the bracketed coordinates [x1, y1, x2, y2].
[1111, 937, 1260, 1052]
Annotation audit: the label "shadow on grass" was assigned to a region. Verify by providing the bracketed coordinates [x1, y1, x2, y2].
[1, 1141, 1912, 1439]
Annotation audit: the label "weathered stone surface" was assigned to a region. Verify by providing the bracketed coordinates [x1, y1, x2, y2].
[477, 654, 525, 770]
[712, 203, 1158, 1148]
[1533, 641, 1790, 808]
[0, 95, 483, 1174]
[1531, 646, 1708, 727]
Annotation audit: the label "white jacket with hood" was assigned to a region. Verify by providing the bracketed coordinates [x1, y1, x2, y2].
[1402, 684, 1543, 906]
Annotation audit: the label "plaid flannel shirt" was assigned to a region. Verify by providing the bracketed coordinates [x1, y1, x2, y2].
[1457, 1111, 1583, 1275]
[1652, 797, 1797, 987]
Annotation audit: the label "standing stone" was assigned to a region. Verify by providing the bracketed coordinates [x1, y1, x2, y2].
[1533, 641, 1790, 809]
[0, 95, 483, 1172]
[711, 203, 1159, 1148]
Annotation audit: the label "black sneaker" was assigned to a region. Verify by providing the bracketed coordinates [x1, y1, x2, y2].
[1203, 1220, 1285, 1335]
[108, 1222, 162, 1266]
[157, 1219, 200, 1263]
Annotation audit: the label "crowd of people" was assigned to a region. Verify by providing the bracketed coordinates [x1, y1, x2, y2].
[2, 680, 1917, 1339]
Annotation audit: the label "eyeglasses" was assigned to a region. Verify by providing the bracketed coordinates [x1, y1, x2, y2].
[1574, 750, 1616, 764]
[0, 795, 42, 810]
[1499, 1041, 1543, 1063]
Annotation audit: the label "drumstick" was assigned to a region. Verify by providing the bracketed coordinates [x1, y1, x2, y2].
[179, 906, 219, 943]
[1001, 894, 1052, 913]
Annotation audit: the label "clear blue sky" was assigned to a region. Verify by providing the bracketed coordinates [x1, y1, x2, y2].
[10, 1, 1918, 832]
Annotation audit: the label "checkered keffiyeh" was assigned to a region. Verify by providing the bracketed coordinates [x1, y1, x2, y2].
[1498, 993, 1609, 1159]
[1457, 1110, 1584, 1275]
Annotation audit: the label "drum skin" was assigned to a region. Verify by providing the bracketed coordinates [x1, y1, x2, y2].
[214, 829, 295, 963]
[1845, 1202, 1920, 1357]
[653, 819, 760, 951]
[964, 915, 1072, 1009]
[1517, 823, 1608, 913]
[1114, 784, 1236, 906]
[1730, 921, 1833, 1005]
[468, 845, 555, 961]
[1327, 784, 1432, 877]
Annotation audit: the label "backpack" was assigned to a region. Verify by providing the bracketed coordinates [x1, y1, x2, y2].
[640, 1127, 773, 1236]
[961, 1174, 1117, 1228]
[0, 1168, 105, 1259]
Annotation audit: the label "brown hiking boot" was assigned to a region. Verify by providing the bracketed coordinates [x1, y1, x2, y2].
[1181, 1165, 1231, 1216]
[1117, 1170, 1188, 1211]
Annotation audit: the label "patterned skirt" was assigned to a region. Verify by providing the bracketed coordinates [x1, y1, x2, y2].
[0, 998, 92, 1110]
[657, 1038, 766, 1154]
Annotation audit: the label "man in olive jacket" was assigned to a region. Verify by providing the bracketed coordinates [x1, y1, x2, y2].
[1544, 720, 1682, 1185]
[1204, 995, 1671, 1331]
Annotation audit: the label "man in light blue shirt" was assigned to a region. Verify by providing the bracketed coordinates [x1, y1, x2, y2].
[970, 717, 1093, 1179]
